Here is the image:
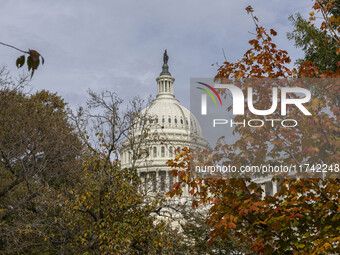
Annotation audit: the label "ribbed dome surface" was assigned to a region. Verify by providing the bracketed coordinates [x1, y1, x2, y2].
[140, 95, 202, 136]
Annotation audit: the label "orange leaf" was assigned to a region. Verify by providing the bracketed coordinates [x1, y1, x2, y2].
[227, 222, 236, 229]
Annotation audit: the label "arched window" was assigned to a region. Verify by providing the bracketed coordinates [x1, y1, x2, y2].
[174, 118, 177, 124]
[161, 146, 165, 157]
[152, 172, 157, 192]
[168, 117, 171, 123]
[155, 118, 158, 124]
[180, 118, 183, 124]
[153, 146, 157, 157]
[162, 117, 165, 123]
[169, 146, 173, 157]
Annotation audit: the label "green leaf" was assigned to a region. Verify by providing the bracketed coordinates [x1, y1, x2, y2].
[27, 56, 33, 71]
[16, 55, 25, 68]
[35, 58, 40, 69]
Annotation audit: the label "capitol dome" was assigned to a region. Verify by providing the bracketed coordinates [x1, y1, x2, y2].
[120, 50, 207, 194]
[139, 78, 203, 137]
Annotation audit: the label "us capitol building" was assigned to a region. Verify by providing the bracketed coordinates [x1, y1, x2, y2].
[120, 50, 277, 198]
[120, 50, 207, 196]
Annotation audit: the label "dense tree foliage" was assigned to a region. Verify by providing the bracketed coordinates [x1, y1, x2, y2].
[168, 3, 339, 254]
[0, 68, 82, 253]
[60, 91, 183, 254]
[288, 1, 340, 73]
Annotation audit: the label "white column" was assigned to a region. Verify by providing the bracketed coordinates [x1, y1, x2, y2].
[261, 183, 266, 199]
[156, 170, 159, 192]
[184, 184, 189, 197]
[139, 174, 144, 193]
[272, 180, 278, 195]
[147, 172, 152, 194]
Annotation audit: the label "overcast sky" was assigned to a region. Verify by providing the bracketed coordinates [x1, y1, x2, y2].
[1, 0, 312, 110]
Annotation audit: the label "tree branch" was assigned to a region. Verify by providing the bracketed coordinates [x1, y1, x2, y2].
[0, 42, 29, 54]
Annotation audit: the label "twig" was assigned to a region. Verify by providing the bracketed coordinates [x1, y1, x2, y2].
[222, 48, 227, 61]
[0, 42, 29, 54]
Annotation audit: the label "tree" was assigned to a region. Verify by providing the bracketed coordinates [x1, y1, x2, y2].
[288, 3, 340, 73]
[310, 0, 339, 45]
[168, 4, 339, 254]
[61, 90, 184, 254]
[0, 67, 82, 253]
[174, 205, 254, 254]
[169, 149, 340, 254]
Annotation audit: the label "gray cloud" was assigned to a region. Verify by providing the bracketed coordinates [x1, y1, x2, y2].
[0, 0, 311, 109]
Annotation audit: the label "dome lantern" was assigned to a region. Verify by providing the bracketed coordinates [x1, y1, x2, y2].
[156, 50, 175, 97]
